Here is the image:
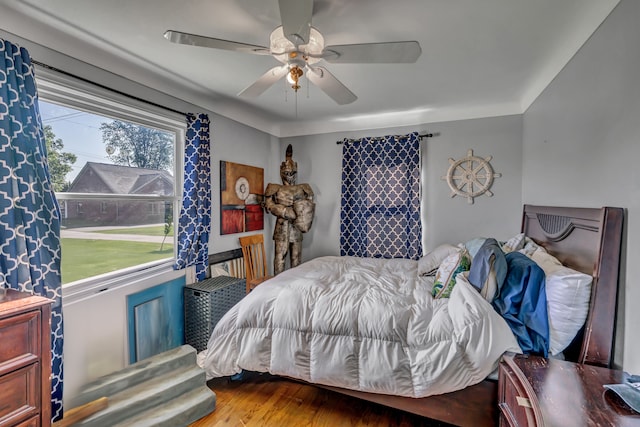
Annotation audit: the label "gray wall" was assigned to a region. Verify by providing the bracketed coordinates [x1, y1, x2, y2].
[282, 115, 524, 261]
[522, 0, 637, 372]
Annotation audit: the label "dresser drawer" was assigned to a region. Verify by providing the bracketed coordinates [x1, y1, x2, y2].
[498, 360, 537, 427]
[0, 362, 40, 427]
[0, 310, 41, 376]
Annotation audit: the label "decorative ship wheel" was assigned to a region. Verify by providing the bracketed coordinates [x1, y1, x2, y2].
[441, 149, 501, 204]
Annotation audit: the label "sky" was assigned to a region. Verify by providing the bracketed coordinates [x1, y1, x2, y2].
[38, 99, 114, 182]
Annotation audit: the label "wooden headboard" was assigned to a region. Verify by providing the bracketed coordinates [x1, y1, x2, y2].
[521, 205, 624, 368]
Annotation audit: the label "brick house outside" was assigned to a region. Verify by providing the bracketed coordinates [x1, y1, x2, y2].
[61, 162, 174, 227]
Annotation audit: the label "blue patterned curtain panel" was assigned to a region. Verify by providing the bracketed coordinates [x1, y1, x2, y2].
[174, 113, 211, 281]
[340, 132, 423, 259]
[0, 38, 64, 421]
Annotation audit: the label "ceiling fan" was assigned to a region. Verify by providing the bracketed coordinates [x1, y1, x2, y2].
[164, 0, 421, 105]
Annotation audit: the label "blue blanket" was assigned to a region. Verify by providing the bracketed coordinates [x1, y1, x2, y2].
[468, 238, 507, 301]
[492, 252, 549, 356]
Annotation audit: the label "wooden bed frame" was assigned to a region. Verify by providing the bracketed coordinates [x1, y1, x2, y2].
[315, 205, 625, 426]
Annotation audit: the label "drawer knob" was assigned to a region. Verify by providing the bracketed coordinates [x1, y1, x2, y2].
[516, 396, 532, 408]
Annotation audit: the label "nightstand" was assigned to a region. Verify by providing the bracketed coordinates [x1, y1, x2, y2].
[498, 352, 640, 426]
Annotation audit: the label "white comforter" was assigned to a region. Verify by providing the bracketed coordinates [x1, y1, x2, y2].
[199, 256, 520, 397]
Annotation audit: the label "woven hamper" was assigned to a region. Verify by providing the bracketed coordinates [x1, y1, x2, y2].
[184, 276, 246, 352]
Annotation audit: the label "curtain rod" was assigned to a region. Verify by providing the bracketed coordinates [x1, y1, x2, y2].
[336, 132, 439, 145]
[31, 59, 189, 118]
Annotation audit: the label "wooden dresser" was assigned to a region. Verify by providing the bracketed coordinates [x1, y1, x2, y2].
[0, 289, 52, 427]
[498, 353, 640, 427]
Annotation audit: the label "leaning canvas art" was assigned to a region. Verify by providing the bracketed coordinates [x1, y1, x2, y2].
[220, 161, 264, 235]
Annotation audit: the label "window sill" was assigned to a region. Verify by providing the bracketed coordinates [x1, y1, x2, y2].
[62, 259, 184, 304]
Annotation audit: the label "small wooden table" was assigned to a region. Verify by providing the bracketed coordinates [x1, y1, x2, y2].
[498, 353, 640, 426]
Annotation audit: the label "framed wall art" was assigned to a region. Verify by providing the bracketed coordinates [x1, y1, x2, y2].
[220, 161, 264, 235]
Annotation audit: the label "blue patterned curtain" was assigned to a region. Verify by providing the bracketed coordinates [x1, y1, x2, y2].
[340, 132, 422, 259]
[174, 113, 211, 281]
[0, 39, 63, 421]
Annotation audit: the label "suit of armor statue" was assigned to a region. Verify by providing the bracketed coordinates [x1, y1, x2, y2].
[264, 144, 315, 275]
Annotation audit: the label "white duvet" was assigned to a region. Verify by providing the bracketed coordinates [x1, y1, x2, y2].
[199, 256, 520, 397]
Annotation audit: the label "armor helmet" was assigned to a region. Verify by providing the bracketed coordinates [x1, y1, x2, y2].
[280, 144, 297, 185]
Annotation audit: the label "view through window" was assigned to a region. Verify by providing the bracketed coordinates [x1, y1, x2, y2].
[38, 98, 178, 285]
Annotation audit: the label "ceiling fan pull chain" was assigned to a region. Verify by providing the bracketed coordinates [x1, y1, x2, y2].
[284, 79, 289, 103]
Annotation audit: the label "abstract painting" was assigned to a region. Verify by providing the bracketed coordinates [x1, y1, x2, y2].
[220, 161, 264, 235]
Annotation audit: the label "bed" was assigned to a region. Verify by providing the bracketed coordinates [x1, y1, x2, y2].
[200, 205, 624, 426]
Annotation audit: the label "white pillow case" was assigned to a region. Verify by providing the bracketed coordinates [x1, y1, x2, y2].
[530, 248, 592, 356]
[431, 249, 471, 299]
[501, 233, 526, 253]
[418, 243, 460, 276]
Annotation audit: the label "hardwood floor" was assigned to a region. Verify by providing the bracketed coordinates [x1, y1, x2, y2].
[190, 372, 453, 427]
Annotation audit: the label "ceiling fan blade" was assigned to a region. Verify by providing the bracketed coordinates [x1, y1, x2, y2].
[322, 41, 422, 63]
[238, 65, 289, 98]
[306, 66, 357, 105]
[278, 0, 313, 45]
[164, 30, 270, 55]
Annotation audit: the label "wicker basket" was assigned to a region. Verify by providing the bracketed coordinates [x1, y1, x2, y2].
[184, 276, 246, 352]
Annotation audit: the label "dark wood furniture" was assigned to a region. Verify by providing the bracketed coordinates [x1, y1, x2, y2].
[0, 289, 52, 427]
[318, 205, 625, 427]
[498, 353, 640, 427]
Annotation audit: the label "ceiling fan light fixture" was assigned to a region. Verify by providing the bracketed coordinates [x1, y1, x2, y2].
[270, 26, 324, 64]
[286, 65, 304, 91]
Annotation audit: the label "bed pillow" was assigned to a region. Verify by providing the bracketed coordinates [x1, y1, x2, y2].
[431, 248, 471, 299]
[501, 233, 526, 253]
[501, 233, 541, 256]
[530, 247, 563, 272]
[418, 243, 460, 276]
[529, 248, 593, 355]
[546, 267, 593, 355]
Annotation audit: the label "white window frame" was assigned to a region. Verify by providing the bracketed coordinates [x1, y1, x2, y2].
[35, 67, 185, 301]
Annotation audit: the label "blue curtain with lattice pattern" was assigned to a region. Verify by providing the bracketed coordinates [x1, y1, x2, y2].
[0, 38, 64, 421]
[174, 113, 211, 281]
[340, 132, 422, 259]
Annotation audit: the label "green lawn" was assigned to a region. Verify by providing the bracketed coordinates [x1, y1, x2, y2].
[61, 238, 174, 283]
[91, 226, 170, 237]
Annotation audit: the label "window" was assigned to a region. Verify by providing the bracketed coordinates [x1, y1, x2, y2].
[36, 69, 184, 289]
[148, 202, 160, 215]
[339, 133, 422, 260]
[364, 164, 414, 255]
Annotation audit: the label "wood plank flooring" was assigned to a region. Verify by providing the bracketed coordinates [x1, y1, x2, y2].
[190, 372, 453, 427]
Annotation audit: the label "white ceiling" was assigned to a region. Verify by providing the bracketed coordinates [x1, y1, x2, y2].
[0, 0, 619, 137]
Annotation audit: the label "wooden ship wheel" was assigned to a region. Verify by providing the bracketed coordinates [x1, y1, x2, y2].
[441, 149, 501, 204]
